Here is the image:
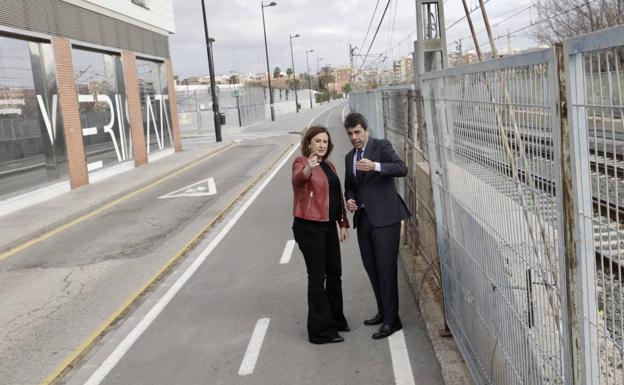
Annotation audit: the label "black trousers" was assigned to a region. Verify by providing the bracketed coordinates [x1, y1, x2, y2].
[292, 220, 348, 343]
[356, 209, 401, 327]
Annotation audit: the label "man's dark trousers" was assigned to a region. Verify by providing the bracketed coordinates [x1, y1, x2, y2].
[356, 209, 401, 327]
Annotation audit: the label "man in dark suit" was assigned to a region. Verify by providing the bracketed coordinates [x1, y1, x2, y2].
[343, 112, 411, 339]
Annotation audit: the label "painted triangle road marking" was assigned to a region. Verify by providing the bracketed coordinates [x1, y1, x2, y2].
[158, 177, 217, 199]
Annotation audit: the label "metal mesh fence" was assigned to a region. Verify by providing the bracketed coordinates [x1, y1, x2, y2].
[176, 85, 266, 133]
[422, 49, 565, 385]
[566, 26, 624, 385]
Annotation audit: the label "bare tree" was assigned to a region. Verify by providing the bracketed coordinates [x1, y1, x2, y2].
[533, 0, 623, 45]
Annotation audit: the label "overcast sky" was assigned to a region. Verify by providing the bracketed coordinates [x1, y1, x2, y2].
[169, 0, 536, 79]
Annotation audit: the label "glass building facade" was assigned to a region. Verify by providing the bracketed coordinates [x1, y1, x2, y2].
[72, 47, 132, 172]
[136, 58, 173, 154]
[0, 34, 67, 198]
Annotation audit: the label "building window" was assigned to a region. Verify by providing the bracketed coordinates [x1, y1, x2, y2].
[72, 48, 132, 173]
[0, 34, 67, 199]
[131, 0, 149, 9]
[136, 58, 173, 154]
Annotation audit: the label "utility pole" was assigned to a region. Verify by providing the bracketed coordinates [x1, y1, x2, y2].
[349, 44, 355, 88]
[200, 0, 221, 142]
[478, 0, 497, 58]
[414, 0, 449, 338]
[461, 0, 483, 61]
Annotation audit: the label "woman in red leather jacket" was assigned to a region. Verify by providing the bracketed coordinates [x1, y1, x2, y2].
[292, 125, 350, 344]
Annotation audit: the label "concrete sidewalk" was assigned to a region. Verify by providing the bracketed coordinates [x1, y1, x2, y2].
[0, 141, 234, 258]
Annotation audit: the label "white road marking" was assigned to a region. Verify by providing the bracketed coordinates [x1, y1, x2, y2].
[388, 330, 416, 385]
[238, 318, 271, 376]
[325, 106, 337, 128]
[158, 177, 217, 199]
[279, 240, 296, 264]
[80, 106, 333, 385]
[341, 105, 348, 121]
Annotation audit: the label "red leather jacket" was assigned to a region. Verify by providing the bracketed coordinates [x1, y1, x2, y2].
[292, 156, 349, 228]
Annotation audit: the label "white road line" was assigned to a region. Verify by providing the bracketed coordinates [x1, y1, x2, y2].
[388, 330, 416, 385]
[341, 105, 348, 121]
[325, 106, 337, 128]
[238, 317, 271, 376]
[279, 240, 296, 264]
[80, 107, 331, 385]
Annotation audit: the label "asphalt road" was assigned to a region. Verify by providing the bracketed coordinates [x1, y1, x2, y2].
[58, 103, 444, 385]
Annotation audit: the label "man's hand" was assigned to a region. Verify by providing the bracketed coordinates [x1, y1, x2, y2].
[339, 227, 348, 242]
[356, 158, 375, 172]
[346, 199, 358, 213]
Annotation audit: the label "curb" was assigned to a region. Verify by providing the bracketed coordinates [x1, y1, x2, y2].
[400, 241, 475, 385]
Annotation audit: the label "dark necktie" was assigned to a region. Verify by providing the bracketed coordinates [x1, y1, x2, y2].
[356, 149, 363, 179]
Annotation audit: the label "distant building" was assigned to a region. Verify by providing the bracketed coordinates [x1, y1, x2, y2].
[327, 67, 351, 93]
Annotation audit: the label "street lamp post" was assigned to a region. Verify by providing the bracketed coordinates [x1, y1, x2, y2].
[200, 0, 221, 142]
[316, 56, 323, 91]
[289, 33, 300, 113]
[261, 1, 277, 121]
[305, 49, 314, 109]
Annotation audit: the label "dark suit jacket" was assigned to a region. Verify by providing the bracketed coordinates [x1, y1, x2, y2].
[344, 138, 411, 228]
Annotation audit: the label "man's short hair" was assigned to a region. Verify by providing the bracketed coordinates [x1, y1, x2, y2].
[343, 112, 368, 130]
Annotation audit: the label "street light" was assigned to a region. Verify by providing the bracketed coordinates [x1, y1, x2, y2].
[305, 49, 314, 109]
[200, 0, 221, 141]
[316, 56, 323, 91]
[289, 33, 300, 113]
[261, 1, 277, 121]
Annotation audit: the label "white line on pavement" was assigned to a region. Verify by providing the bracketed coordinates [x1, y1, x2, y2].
[279, 240, 296, 264]
[325, 106, 337, 128]
[80, 107, 331, 385]
[388, 330, 416, 385]
[238, 317, 271, 376]
[341, 105, 348, 121]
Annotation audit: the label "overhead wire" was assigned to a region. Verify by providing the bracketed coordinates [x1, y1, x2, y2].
[359, 0, 382, 56]
[359, 0, 392, 70]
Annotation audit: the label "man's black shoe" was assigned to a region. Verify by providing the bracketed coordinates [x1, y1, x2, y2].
[338, 325, 351, 332]
[364, 313, 383, 325]
[372, 322, 402, 340]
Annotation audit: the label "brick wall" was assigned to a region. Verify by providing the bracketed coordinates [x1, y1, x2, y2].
[122, 51, 148, 166]
[51, 36, 88, 189]
[165, 59, 182, 152]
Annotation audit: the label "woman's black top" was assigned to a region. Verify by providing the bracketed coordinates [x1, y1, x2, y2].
[320, 162, 341, 221]
[293, 161, 341, 231]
